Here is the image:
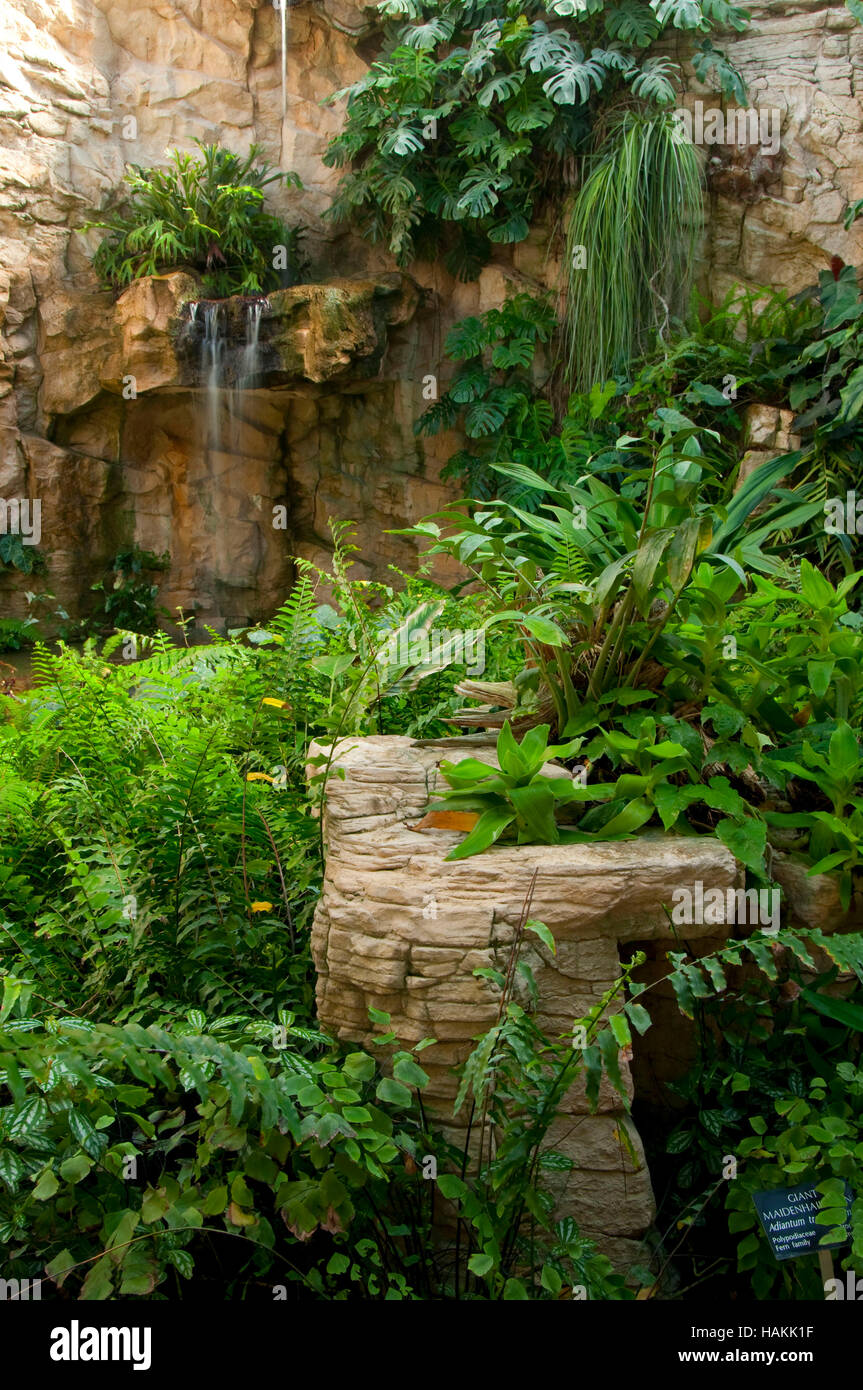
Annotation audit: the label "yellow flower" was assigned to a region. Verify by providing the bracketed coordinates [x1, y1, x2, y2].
[262, 697, 289, 709]
[245, 772, 273, 783]
[250, 901, 273, 913]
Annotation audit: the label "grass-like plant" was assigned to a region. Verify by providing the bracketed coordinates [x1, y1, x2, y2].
[87, 141, 304, 298]
[563, 108, 703, 388]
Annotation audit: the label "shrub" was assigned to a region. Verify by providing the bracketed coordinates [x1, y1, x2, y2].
[90, 546, 171, 635]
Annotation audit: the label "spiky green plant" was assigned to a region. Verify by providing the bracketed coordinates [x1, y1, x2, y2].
[563, 109, 703, 389]
[87, 141, 304, 298]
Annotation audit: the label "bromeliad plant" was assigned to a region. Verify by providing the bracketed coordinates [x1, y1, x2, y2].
[432, 720, 595, 858]
[87, 142, 304, 298]
[405, 410, 823, 736]
[433, 714, 771, 870]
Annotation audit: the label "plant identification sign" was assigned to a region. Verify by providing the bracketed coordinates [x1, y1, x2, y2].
[753, 1182, 853, 1261]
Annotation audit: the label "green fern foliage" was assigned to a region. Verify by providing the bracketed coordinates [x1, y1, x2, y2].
[87, 141, 304, 298]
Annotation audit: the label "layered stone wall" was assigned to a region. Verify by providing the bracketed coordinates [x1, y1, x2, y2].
[680, 0, 863, 295]
[309, 734, 747, 1260]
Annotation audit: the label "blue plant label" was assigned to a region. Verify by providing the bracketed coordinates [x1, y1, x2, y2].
[752, 1182, 853, 1262]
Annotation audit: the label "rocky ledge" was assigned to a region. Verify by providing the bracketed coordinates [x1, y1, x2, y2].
[39, 270, 421, 416]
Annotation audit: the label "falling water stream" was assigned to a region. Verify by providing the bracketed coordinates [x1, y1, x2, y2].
[279, 0, 288, 120]
[201, 302, 225, 454]
[191, 298, 268, 457]
[239, 300, 264, 392]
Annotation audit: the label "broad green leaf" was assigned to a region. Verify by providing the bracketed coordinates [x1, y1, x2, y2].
[342, 1051, 376, 1083]
[715, 816, 767, 874]
[521, 613, 567, 647]
[445, 808, 515, 860]
[375, 1076, 413, 1107]
[496, 719, 526, 777]
[59, 1153, 92, 1184]
[509, 781, 559, 843]
[436, 1173, 468, 1200]
[632, 529, 674, 615]
[525, 919, 556, 954]
[81, 1255, 114, 1300]
[393, 1056, 429, 1088]
[32, 1166, 59, 1201]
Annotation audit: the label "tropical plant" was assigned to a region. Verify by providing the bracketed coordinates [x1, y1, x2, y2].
[90, 545, 171, 635]
[432, 719, 591, 857]
[403, 412, 823, 736]
[562, 106, 703, 386]
[416, 292, 560, 496]
[646, 926, 863, 1300]
[762, 720, 863, 911]
[433, 706, 774, 870]
[87, 142, 304, 297]
[323, 0, 748, 278]
[620, 262, 863, 576]
[0, 533, 46, 576]
[727, 1060, 863, 1298]
[0, 1007, 440, 1299]
[0, 617, 38, 652]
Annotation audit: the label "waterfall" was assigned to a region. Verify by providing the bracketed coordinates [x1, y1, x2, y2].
[201, 302, 224, 452]
[278, 0, 287, 120]
[239, 300, 265, 391]
[187, 298, 267, 458]
[229, 299, 267, 448]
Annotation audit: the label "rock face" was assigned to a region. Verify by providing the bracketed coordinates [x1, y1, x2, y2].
[2, 0, 863, 626]
[735, 402, 801, 488]
[672, 1, 863, 296]
[0, 0, 456, 630]
[1, 267, 422, 630]
[309, 734, 745, 1259]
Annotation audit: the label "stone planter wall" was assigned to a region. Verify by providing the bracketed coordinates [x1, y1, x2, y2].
[310, 734, 862, 1262]
[309, 734, 754, 1262]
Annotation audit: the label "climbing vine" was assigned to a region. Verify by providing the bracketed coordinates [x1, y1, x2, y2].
[323, 0, 749, 279]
